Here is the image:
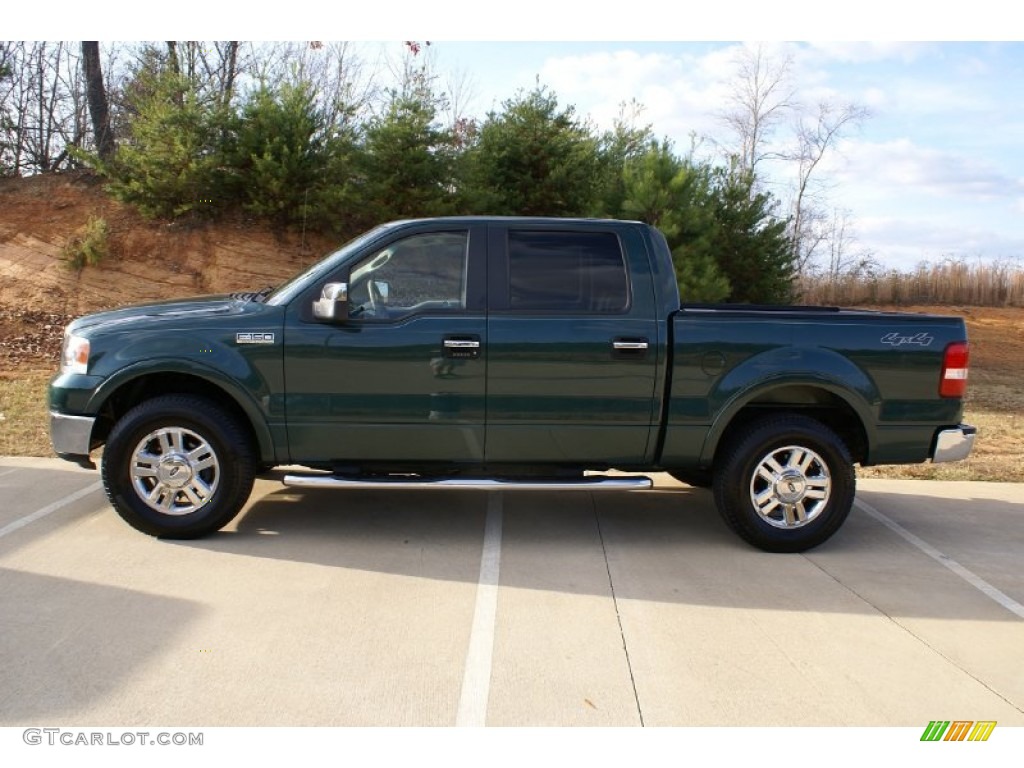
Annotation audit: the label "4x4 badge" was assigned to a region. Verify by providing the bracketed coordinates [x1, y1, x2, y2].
[881, 332, 933, 347]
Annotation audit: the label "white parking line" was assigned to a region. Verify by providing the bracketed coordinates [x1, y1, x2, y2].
[455, 492, 503, 727]
[855, 498, 1024, 620]
[0, 481, 103, 540]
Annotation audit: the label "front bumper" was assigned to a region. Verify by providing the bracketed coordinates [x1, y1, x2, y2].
[50, 411, 96, 461]
[931, 424, 976, 463]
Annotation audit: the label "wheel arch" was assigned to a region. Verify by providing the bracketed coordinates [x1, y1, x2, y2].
[87, 363, 276, 465]
[702, 381, 872, 469]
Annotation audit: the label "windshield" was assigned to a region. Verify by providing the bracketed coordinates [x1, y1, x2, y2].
[263, 223, 398, 307]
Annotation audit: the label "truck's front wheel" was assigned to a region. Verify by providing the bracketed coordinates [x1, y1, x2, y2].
[713, 414, 855, 553]
[101, 395, 256, 538]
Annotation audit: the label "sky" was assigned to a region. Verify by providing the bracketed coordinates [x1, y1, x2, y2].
[418, 40, 1024, 271]
[16, 3, 1024, 272]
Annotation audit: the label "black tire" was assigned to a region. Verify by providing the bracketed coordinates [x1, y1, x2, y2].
[712, 414, 855, 553]
[667, 469, 713, 488]
[101, 394, 256, 539]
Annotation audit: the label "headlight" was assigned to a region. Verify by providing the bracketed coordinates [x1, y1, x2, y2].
[61, 332, 90, 375]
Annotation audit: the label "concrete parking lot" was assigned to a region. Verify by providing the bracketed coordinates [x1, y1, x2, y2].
[1, 456, 1022, 727]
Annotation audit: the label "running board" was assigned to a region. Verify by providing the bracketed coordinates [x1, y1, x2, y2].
[281, 474, 653, 492]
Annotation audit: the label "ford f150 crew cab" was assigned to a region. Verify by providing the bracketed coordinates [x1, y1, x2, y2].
[49, 217, 975, 551]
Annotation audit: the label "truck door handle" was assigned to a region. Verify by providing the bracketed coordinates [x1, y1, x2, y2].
[612, 338, 649, 358]
[443, 336, 481, 359]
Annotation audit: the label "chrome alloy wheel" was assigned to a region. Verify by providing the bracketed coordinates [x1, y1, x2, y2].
[130, 427, 220, 515]
[749, 445, 831, 529]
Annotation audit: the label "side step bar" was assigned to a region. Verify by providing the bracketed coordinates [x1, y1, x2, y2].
[282, 474, 653, 492]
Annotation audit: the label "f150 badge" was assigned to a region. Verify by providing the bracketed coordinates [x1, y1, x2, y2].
[236, 332, 275, 344]
[881, 332, 934, 347]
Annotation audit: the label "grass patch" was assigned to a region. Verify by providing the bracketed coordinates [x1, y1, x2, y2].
[0, 369, 55, 457]
[62, 215, 109, 270]
[799, 260, 1024, 307]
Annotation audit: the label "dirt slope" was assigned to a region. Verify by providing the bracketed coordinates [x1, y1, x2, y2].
[0, 171, 337, 367]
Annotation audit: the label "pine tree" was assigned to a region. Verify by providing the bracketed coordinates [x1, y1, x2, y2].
[708, 168, 796, 304]
[463, 85, 601, 216]
[231, 82, 333, 226]
[619, 141, 730, 303]
[102, 69, 235, 219]
[356, 91, 456, 227]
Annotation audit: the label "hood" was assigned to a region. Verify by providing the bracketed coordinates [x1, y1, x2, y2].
[68, 295, 248, 335]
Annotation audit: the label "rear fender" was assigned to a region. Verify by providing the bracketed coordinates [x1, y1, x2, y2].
[699, 346, 878, 465]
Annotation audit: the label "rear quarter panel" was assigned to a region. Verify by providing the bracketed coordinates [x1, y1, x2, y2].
[661, 308, 968, 467]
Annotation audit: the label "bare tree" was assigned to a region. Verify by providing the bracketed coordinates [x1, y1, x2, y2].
[158, 41, 245, 107]
[166, 41, 180, 76]
[0, 41, 20, 174]
[216, 41, 240, 106]
[823, 209, 876, 293]
[796, 208, 878, 304]
[0, 41, 85, 174]
[82, 41, 114, 160]
[720, 43, 796, 178]
[440, 63, 476, 142]
[786, 101, 870, 272]
[251, 41, 375, 130]
[388, 40, 436, 104]
[719, 44, 870, 278]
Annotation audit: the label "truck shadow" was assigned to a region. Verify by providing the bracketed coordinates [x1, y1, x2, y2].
[175, 474, 1024, 623]
[0, 568, 201, 723]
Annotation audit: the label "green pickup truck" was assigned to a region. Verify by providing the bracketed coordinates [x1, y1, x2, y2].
[49, 217, 975, 552]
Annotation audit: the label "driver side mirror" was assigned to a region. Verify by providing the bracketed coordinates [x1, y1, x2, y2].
[313, 282, 349, 322]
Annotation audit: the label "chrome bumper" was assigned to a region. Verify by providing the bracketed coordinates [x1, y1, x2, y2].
[50, 411, 96, 457]
[932, 424, 976, 463]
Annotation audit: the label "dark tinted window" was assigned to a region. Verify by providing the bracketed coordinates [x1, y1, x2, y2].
[507, 230, 629, 312]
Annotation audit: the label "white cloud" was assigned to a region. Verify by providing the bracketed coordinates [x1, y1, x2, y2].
[887, 79, 991, 115]
[857, 215, 1024, 268]
[434, 40, 1023, 266]
[836, 139, 1024, 201]
[804, 42, 932, 64]
[535, 47, 738, 143]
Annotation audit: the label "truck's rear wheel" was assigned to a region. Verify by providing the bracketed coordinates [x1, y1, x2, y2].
[101, 395, 255, 538]
[713, 414, 855, 552]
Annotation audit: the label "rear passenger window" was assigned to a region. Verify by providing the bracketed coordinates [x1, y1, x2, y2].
[507, 230, 629, 313]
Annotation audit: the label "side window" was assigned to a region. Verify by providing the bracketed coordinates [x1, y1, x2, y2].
[348, 231, 469, 320]
[507, 230, 629, 313]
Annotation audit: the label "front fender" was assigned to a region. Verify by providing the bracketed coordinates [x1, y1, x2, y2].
[87, 359, 278, 464]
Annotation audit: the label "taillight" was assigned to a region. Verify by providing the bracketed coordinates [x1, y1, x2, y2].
[940, 341, 969, 398]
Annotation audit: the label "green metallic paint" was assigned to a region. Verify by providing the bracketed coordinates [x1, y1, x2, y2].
[51, 297, 287, 465]
[280, 221, 489, 465]
[663, 310, 966, 467]
[282, 314, 488, 463]
[49, 217, 970, 476]
[483, 220, 664, 465]
[870, 425, 941, 464]
[86, 358, 279, 464]
[485, 316, 659, 464]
